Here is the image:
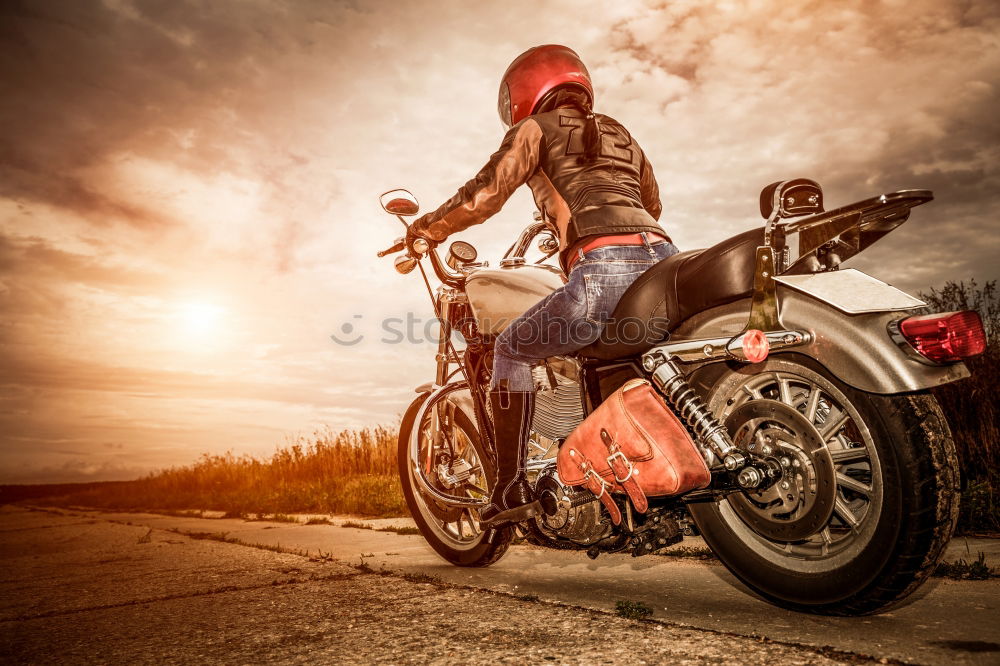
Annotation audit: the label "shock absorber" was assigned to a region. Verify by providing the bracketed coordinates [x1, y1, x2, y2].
[642, 352, 764, 488]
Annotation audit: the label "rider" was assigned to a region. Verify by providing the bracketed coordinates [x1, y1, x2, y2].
[407, 45, 677, 526]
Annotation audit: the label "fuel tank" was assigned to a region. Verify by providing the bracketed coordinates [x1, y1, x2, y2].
[465, 263, 565, 335]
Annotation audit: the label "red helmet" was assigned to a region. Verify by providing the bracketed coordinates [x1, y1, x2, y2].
[498, 45, 593, 128]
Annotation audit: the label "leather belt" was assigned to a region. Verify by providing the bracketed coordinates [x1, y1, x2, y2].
[565, 232, 668, 272]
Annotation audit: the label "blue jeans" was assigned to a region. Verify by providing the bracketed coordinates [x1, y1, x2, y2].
[492, 237, 679, 392]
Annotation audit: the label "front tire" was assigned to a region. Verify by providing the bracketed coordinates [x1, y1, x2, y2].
[398, 391, 513, 567]
[690, 355, 960, 615]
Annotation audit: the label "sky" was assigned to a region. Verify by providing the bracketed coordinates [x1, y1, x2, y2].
[1, 0, 998, 483]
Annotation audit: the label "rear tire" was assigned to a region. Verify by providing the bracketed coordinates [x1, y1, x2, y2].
[398, 391, 513, 567]
[690, 355, 960, 615]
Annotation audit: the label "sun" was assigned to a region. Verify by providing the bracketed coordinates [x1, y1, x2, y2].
[178, 301, 225, 336]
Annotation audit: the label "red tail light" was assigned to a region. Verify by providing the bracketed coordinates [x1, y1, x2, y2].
[897, 311, 986, 363]
[742, 329, 770, 363]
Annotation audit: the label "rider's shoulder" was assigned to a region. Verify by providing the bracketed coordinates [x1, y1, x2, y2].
[502, 116, 546, 144]
[530, 107, 625, 127]
[525, 107, 573, 128]
[595, 112, 624, 127]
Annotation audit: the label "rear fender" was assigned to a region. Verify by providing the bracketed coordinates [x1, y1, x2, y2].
[672, 287, 968, 395]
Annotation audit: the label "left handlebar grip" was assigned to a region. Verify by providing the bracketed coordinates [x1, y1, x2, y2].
[377, 240, 406, 257]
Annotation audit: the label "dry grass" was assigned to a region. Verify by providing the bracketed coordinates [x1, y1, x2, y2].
[305, 517, 333, 525]
[41, 426, 407, 518]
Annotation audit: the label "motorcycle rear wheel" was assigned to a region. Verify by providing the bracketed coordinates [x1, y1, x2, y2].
[398, 392, 513, 567]
[690, 355, 960, 615]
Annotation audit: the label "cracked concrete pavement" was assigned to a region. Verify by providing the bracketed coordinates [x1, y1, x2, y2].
[1, 506, 998, 665]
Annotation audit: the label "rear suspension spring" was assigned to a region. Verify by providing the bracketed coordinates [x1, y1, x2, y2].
[646, 356, 745, 470]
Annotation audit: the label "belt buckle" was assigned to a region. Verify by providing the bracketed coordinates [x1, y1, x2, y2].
[606, 450, 635, 483]
[580, 462, 609, 498]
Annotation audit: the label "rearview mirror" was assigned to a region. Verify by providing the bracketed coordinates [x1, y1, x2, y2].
[380, 189, 420, 216]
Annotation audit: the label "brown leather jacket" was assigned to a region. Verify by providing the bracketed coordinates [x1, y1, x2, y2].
[410, 106, 666, 264]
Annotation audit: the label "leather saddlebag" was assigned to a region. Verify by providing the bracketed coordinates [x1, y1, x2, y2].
[556, 379, 710, 525]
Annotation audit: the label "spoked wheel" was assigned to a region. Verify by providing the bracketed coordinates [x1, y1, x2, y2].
[398, 390, 513, 567]
[689, 355, 960, 615]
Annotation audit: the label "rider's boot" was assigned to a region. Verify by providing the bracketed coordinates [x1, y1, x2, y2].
[479, 388, 541, 527]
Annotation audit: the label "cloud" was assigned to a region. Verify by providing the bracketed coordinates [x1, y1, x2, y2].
[594, 0, 1000, 291]
[0, 232, 162, 292]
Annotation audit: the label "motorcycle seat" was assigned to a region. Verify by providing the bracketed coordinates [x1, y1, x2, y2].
[579, 227, 764, 360]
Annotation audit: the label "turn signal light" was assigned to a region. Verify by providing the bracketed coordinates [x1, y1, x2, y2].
[742, 329, 770, 363]
[897, 310, 986, 363]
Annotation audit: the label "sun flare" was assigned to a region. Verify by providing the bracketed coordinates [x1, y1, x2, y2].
[178, 301, 225, 337]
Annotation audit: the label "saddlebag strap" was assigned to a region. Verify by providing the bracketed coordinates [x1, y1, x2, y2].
[578, 460, 622, 526]
[602, 429, 649, 513]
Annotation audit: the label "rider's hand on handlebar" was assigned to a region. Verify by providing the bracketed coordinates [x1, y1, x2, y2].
[405, 225, 438, 255]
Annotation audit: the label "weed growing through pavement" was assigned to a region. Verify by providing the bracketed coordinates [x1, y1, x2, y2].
[354, 558, 376, 574]
[383, 526, 421, 535]
[933, 552, 998, 580]
[310, 550, 336, 562]
[183, 530, 233, 541]
[400, 572, 440, 584]
[156, 509, 205, 519]
[341, 520, 419, 535]
[658, 546, 716, 561]
[246, 513, 299, 523]
[615, 600, 653, 620]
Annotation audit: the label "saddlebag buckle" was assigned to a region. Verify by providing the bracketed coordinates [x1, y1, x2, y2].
[577, 461, 623, 526]
[606, 449, 635, 483]
[581, 465, 609, 498]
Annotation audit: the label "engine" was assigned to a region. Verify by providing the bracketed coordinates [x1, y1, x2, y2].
[523, 361, 612, 544]
[532, 467, 610, 545]
[529, 360, 585, 441]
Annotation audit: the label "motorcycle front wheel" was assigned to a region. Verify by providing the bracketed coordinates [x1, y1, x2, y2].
[398, 390, 513, 567]
[689, 355, 960, 615]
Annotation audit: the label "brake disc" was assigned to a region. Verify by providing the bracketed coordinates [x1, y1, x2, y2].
[725, 400, 836, 542]
[418, 413, 469, 523]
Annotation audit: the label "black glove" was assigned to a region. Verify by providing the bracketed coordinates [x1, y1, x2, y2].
[405, 220, 438, 254]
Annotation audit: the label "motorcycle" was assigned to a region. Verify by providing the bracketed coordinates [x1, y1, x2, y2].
[376, 178, 985, 615]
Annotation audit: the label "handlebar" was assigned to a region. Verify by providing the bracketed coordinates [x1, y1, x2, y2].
[423, 242, 464, 288]
[504, 221, 551, 260]
[377, 240, 405, 257]
[381, 221, 554, 290]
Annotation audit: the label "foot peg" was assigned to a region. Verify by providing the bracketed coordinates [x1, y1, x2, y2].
[479, 499, 542, 527]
